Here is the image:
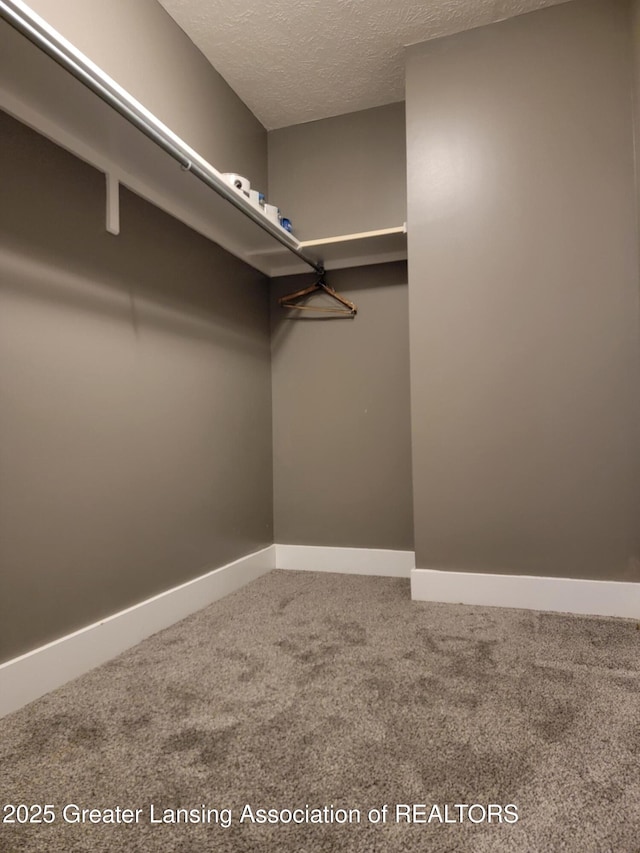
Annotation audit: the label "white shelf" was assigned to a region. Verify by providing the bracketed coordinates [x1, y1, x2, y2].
[249, 225, 408, 277]
[0, 13, 299, 277]
[0, 12, 407, 279]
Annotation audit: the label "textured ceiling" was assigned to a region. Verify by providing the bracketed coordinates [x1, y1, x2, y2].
[157, 0, 571, 130]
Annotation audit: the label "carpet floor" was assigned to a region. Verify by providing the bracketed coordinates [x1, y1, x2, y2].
[1, 569, 639, 852]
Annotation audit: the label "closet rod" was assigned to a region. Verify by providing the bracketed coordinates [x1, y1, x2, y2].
[0, 0, 323, 274]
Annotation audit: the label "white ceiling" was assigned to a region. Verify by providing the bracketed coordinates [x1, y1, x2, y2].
[157, 0, 571, 130]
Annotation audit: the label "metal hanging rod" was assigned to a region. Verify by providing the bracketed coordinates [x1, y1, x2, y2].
[0, 0, 324, 274]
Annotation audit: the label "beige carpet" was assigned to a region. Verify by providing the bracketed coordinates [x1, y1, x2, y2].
[1, 569, 639, 852]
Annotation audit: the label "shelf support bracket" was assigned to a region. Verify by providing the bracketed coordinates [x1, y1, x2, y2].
[105, 171, 120, 236]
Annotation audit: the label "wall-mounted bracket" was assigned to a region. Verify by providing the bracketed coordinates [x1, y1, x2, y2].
[105, 171, 120, 235]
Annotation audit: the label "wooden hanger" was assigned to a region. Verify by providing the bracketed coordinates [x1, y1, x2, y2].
[279, 273, 357, 316]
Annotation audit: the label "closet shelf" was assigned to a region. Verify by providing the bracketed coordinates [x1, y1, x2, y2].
[0, 3, 406, 279]
[250, 225, 408, 277]
[0, 5, 314, 276]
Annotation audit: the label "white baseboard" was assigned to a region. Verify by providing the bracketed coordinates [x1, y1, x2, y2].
[0, 545, 276, 719]
[276, 544, 415, 577]
[9, 545, 632, 719]
[411, 567, 640, 619]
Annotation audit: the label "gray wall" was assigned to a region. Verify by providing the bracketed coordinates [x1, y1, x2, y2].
[268, 103, 406, 240]
[271, 263, 413, 550]
[633, 0, 640, 242]
[23, 0, 267, 189]
[406, 0, 640, 581]
[268, 103, 413, 550]
[0, 112, 273, 662]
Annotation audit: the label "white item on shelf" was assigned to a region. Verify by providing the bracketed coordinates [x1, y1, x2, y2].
[263, 203, 281, 225]
[249, 189, 265, 210]
[221, 173, 250, 195]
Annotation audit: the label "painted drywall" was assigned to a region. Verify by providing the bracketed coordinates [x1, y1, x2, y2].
[406, 0, 640, 581]
[268, 103, 407, 240]
[630, 0, 640, 580]
[21, 0, 267, 190]
[271, 262, 414, 550]
[633, 0, 640, 239]
[0, 112, 273, 663]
